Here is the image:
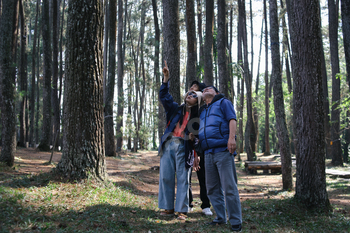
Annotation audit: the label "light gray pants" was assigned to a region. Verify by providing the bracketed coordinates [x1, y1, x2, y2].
[205, 150, 242, 225]
[158, 137, 191, 213]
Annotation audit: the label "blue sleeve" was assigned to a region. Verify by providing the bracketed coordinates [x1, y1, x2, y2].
[159, 82, 179, 119]
[221, 99, 237, 122]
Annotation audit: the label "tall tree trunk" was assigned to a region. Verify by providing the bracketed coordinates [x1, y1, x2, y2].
[163, 0, 180, 103]
[116, 0, 126, 151]
[151, 0, 163, 148]
[197, 0, 204, 80]
[204, 0, 214, 86]
[328, 0, 343, 166]
[263, 0, 270, 155]
[105, 0, 117, 156]
[57, 0, 106, 181]
[240, 0, 256, 161]
[286, 0, 331, 210]
[19, 0, 28, 148]
[0, 0, 19, 167]
[237, 3, 244, 156]
[30, 0, 40, 147]
[186, 0, 197, 89]
[341, 0, 350, 162]
[270, 0, 293, 190]
[52, 0, 60, 150]
[116, 0, 124, 152]
[35, 14, 41, 145]
[217, 0, 228, 96]
[103, 2, 109, 103]
[38, 0, 52, 151]
[229, 5, 235, 102]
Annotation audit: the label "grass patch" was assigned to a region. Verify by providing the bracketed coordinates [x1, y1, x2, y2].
[0, 170, 349, 233]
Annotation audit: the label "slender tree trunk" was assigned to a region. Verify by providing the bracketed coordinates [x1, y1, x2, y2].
[35, 13, 41, 145]
[264, 0, 270, 155]
[204, 0, 214, 86]
[103, 2, 109, 103]
[341, 0, 350, 162]
[151, 0, 163, 148]
[52, 0, 60, 150]
[116, 0, 124, 152]
[240, 0, 256, 161]
[186, 0, 197, 89]
[19, 0, 28, 148]
[286, 0, 331, 210]
[237, 3, 244, 155]
[328, 0, 343, 166]
[270, 0, 293, 190]
[218, 0, 228, 96]
[197, 0, 204, 79]
[105, 0, 117, 156]
[38, 0, 52, 151]
[57, 0, 106, 181]
[0, 0, 19, 166]
[30, 0, 40, 147]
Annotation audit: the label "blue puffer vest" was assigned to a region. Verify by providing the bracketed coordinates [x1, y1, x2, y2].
[198, 95, 229, 152]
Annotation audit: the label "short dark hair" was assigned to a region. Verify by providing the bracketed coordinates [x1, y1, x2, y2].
[190, 80, 206, 91]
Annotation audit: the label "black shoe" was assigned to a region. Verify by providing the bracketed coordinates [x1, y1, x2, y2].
[207, 221, 226, 226]
[231, 224, 242, 232]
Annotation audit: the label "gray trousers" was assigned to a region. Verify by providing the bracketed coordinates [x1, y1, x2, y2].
[205, 150, 242, 225]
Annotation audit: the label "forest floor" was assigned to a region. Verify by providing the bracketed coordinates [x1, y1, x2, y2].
[0, 147, 349, 232]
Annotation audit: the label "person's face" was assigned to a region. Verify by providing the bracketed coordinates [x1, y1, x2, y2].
[202, 87, 217, 100]
[189, 84, 200, 92]
[185, 91, 198, 106]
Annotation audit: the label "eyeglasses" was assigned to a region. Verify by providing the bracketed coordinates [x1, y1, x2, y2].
[188, 92, 198, 98]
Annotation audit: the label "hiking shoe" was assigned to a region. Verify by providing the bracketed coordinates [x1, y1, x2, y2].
[231, 224, 242, 232]
[160, 209, 174, 216]
[202, 207, 213, 216]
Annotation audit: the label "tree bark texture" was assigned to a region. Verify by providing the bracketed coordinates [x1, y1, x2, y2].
[341, 0, 350, 91]
[197, 0, 204, 80]
[57, 0, 106, 181]
[30, 0, 40, 147]
[240, 0, 256, 161]
[204, 0, 214, 86]
[286, 0, 331, 210]
[0, 0, 19, 166]
[52, 0, 60, 150]
[19, 0, 28, 148]
[186, 0, 197, 90]
[38, 0, 52, 151]
[270, 0, 293, 190]
[217, 0, 228, 97]
[163, 0, 180, 104]
[105, 0, 117, 156]
[264, 0, 270, 155]
[328, 0, 343, 166]
[116, 0, 124, 152]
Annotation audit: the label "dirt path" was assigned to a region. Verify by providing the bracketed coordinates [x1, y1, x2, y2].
[3, 147, 350, 211]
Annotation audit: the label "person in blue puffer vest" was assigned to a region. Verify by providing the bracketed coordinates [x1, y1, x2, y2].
[157, 61, 202, 220]
[198, 85, 242, 232]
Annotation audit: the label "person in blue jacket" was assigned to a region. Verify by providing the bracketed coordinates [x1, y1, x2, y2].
[158, 61, 202, 220]
[198, 85, 242, 232]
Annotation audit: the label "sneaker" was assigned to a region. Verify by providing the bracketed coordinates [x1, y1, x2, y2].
[188, 207, 193, 212]
[202, 207, 213, 216]
[231, 224, 242, 232]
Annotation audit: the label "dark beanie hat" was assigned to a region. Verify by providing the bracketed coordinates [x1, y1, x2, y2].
[190, 80, 207, 91]
[207, 85, 219, 93]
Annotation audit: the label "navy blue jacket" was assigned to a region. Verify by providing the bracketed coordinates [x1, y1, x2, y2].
[198, 94, 237, 155]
